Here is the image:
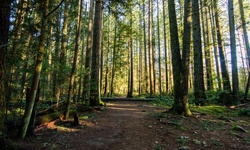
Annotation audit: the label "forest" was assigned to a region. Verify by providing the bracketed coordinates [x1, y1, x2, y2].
[0, 0, 250, 149]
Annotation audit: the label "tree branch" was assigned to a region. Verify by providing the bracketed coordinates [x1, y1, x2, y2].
[46, 0, 64, 18]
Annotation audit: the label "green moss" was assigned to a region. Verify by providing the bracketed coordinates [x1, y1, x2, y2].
[191, 105, 228, 115]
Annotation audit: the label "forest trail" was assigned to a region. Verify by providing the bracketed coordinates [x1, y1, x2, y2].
[14, 100, 250, 150]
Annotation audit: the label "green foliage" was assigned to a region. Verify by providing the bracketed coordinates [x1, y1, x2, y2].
[237, 108, 250, 117]
[210, 138, 223, 147]
[177, 136, 189, 145]
[154, 144, 164, 150]
[151, 95, 174, 107]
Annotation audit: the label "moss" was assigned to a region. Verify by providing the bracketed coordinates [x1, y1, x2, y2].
[191, 105, 228, 115]
[36, 111, 60, 125]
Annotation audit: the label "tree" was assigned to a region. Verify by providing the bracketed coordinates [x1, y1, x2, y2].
[157, 0, 162, 95]
[148, 0, 154, 96]
[64, 0, 83, 119]
[162, 0, 169, 93]
[201, 0, 213, 90]
[58, 0, 69, 105]
[127, 2, 133, 98]
[192, 0, 206, 105]
[228, 0, 239, 100]
[209, 0, 221, 90]
[143, 0, 149, 94]
[239, 0, 250, 99]
[0, 0, 11, 139]
[19, 0, 49, 139]
[180, 0, 192, 115]
[82, 0, 94, 103]
[168, 0, 191, 116]
[213, 0, 231, 92]
[89, 0, 103, 106]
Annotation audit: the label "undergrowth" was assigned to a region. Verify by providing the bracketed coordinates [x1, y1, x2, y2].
[151, 90, 250, 117]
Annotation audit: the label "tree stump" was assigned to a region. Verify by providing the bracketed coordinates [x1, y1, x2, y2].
[73, 112, 79, 126]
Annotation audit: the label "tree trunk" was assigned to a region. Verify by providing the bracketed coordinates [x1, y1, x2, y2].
[89, 0, 103, 106]
[168, 0, 191, 116]
[192, 0, 206, 105]
[201, 0, 213, 91]
[110, 15, 117, 96]
[58, 0, 69, 105]
[127, 3, 133, 98]
[213, 0, 231, 92]
[18, 0, 49, 139]
[162, 0, 169, 93]
[26, 82, 40, 137]
[104, 5, 111, 96]
[0, 0, 11, 138]
[209, 2, 221, 90]
[181, 0, 192, 116]
[82, 0, 94, 103]
[64, 0, 83, 119]
[143, 0, 148, 94]
[78, 2, 88, 102]
[157, 0, 162, 95]
[228, 0, 239, 100]
[148, 0, 154, 96]
[238, 0, 250, 100]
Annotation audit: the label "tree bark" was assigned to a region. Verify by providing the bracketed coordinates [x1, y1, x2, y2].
[18, 0, 49, 139]
[64, 0, 83, 119]
[209, 1, 221, 90]
[127, 3, 133, 98]
[213, 0, 231, 92]
[201, 0, 213, 90]
[181, 0, 192, 116]
[228, 0, 239, 100]
[58, 0, 69, 105]
[0, 0, 11, 137]
[89, 0, 103, 106]
[162, 0, 169, 93]
[192, 0, 206, 105]
[82, 0, 94, 103]
[168, 0, 191, 116]
[238, 0, 250, 100]
[143, 0, 148, 94]
[148, 0, 154, 96]
[157, 0, 162, 95]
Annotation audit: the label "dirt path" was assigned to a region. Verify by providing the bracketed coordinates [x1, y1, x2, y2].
[72, 101, 160, 150]
[14, 100, 250, 150]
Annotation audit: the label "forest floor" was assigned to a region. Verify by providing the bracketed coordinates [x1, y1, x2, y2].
[11, 100, 250, 150]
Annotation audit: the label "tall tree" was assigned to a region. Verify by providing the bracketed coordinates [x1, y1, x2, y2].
[89, 0, 103, 106]
[228, 0, 239, 100]
[238, 0, 250, 99]
[0, 0, 11, 139]
[19, 0, 49, 139]
[82, 0, 94, 103]
[162, 0, 169, 93]
[148, 0, 154, 96]
[213, 0, 231, 92]
[110, 10, 117, 96]
[209, 1, 221, 90]
[157, 0, 162, 95]
[58, 0, 69, 105]
[52, 7, 61, 106]
[181, 0, 192, 115]
[192, 0, 206, 105]
[201, 0, 213, 90]
[143, 0, 148, 94]
[127, 2, 133, 98]
[168, 0, 191, 116]
[64, 0, 83, 119]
